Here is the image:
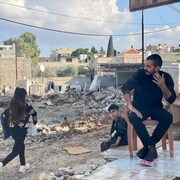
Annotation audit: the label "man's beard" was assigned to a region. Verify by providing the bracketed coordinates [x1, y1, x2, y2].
[145, 70, 150, 75]
[144, 69, 154, 77]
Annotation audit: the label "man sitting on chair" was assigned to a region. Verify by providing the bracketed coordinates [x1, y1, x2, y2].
[121, 54, 176, 162]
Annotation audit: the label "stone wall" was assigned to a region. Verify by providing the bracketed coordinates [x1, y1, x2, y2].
[0, 56, 32, 90]
[37, 59, 88, 68]
[0, 57, 16, 88]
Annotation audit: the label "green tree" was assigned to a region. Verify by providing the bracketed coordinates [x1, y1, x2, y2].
[71, 48, 89, 57]
[71, 48, 94, 60]
[3, 38, 16, 45]
[3, 32, 40, 66]
[91, 46, 98, 54]
[78, 66, 90, 76]
[99, 47, 105, 56]
[56, 66, 76, 77]
[107, 35, 114, 57]
[33, 66, 57, 77]
[19, 32, 40, 66]
[71, 48, 95, 81]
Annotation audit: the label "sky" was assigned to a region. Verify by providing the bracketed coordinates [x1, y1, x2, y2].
[0, 0, 180, 57]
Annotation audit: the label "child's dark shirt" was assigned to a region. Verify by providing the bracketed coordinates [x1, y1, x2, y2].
[110, 116, 128, 145]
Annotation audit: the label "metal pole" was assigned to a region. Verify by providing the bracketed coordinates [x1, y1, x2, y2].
[41, 72, 43, 84]
[15, 43, 18, 80]
[142, 9, 144, 67]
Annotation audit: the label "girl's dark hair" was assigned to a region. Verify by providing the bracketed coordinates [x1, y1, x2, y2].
[146, 54, 163, 67]
[9, 87, 27, 124]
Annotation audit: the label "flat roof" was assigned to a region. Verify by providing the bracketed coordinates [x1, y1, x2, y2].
[98, 63, 142, 72]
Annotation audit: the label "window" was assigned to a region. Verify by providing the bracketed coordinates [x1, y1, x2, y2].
[66, 57, 72, 62]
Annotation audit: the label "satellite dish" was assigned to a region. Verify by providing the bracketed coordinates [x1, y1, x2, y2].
[40, 64, 45, 72]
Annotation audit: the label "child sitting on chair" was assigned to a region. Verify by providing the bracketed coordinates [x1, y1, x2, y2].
[100, 104, 128, 152]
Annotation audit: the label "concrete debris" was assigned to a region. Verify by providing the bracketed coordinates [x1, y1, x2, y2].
[39, 169, 83, 180]
[1, 88, 124, 133]
[45, 99, 54, 106]
[39, 160, 107, 180]
[69, 158, 106, 177]
[39, 173, 57, 180]
[55, 167, 75, 179]
[0, 88, 125, 179]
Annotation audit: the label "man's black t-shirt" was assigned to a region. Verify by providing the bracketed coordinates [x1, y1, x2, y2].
[121, 69, 176, 109]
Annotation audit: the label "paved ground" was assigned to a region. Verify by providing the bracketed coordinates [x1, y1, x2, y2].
[83, 141, 180, 180]
[83, 122, 180, 180]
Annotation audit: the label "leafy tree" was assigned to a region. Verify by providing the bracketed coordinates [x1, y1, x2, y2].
[33, 66, 57, 77]
[78, 66, 90, 76]
[19, 32, 40, 66]
[3, 32, 40, 66]
[56, 66, 76, 77]
[20, 32, 36, 45]
[71, 48, 94, 60]
[3, 38, 16, 45]
[43, 67, 57, 77]
[107, 35, 114, 57]
[99, 47, 106, 56]
[71, 48, 88, 57]
[91, 46, 98, 54]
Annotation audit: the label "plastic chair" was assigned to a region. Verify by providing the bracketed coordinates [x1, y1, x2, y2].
[124, 105, 174, 158]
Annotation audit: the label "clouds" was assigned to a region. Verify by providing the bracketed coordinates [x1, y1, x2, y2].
[144, 25, 180, 48]
[0, 0, 25, 16]
[0, 0, 179, 56]
[0, 0, 133, 55]
[0, 0, 56, 26]
[0, 0, 132, 34]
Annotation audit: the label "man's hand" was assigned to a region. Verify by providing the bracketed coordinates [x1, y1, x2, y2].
[127, 104, 143, 119]
[153, 73, 165, 89]
[124, 93, 143, 119]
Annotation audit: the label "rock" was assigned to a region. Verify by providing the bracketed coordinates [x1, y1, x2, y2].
[39, 173, 56, 180]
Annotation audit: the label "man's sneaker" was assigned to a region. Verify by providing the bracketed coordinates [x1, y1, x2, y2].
[136, 147, 148, 159]
[19, 163, 30, 173]
[0, 162, 3, 172]
[144, 145, 158, 162]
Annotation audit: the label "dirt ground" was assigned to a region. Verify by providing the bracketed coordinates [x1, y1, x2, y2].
[0, 125, 110, 180]
[0, 92, 112, 180]
[0, 91, 180, 180]
[1, 122, 180, 180]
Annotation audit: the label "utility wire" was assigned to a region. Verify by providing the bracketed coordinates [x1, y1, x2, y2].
[154, 9, 179, 35]
[0, 17, 179, 37]
[168, 4, 180, 14]
[0, 0, 179, 26]
[0, 1, 136, 24]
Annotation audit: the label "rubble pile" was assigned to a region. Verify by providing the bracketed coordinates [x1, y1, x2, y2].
[38, 158, 107, 180]
[0, 88, 127, 180]
[33, 87, 124, 122]
[0, 87, 125, 140]
[34, 88, 124, 134]
[0, 96, 11, 108]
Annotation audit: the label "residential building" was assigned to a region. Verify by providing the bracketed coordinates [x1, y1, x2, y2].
[0, 44, 15, 58]
[0, 44, 32, 91]
[119, 47, 141, 63]
[51, 48, 74, 62]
